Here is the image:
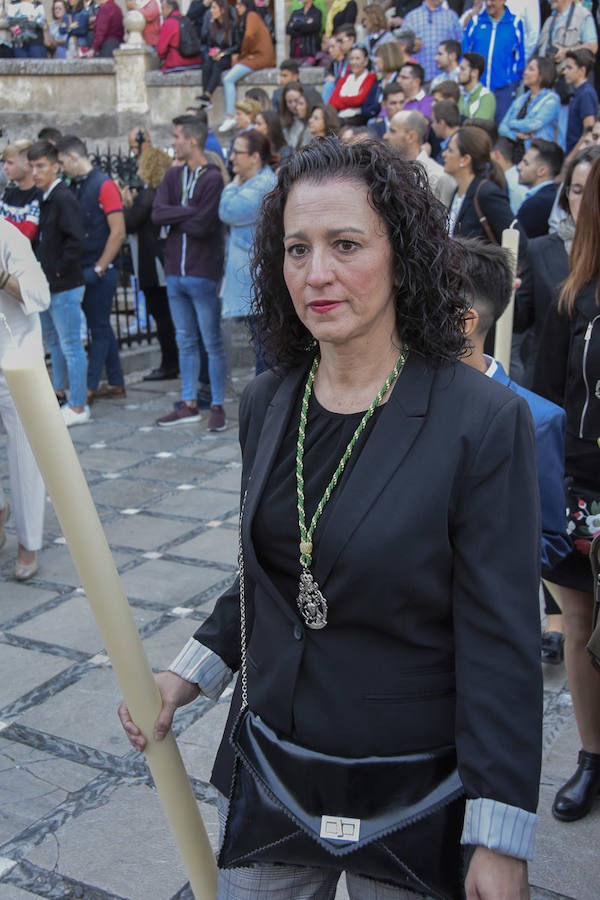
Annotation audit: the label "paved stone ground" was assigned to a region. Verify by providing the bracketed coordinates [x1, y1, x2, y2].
[0, 368, 597, 900]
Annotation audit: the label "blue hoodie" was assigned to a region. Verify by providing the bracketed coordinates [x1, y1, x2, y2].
[463, 6, 525, 92]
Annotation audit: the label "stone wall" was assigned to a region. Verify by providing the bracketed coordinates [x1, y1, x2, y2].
[0, 54, 324, 147]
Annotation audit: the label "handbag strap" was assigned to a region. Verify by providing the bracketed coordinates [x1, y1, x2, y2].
[473, 179, 499, 245]
[238, 489, 249, 710]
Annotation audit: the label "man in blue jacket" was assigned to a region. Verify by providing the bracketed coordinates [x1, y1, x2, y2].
[463, 0, 525, 124]
[459, 236, 570, 663]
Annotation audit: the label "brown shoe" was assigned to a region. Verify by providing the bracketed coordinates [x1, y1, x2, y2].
[92, 384, 126, 399]
[208, 404, 227, 431]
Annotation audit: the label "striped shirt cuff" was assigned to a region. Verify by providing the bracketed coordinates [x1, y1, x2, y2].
[168, 637, 233, 701]
[461, 798, 537, 860]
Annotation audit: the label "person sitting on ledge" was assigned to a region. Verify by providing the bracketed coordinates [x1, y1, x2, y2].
[157, 0, 203, 73]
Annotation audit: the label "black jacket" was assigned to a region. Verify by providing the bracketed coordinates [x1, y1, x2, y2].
[124, 186, 165, 289]
[516, 183, 556, 239]
[514, 232, 569, 341]
[195, 356, 542, 817]
[200, 6, 240, 55]
[452, 175, 527, 263]
[286, 3, 322, 59]
[533, 282, 600, 443]
[34, 181, 85, 292]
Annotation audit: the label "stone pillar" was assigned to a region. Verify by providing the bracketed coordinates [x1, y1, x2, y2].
[113, 44, 155, 114]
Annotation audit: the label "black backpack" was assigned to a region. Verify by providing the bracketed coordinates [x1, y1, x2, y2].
[178, 15, 203, 57]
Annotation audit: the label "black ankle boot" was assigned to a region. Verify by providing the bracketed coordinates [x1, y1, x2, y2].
[552, 749, 600, 822]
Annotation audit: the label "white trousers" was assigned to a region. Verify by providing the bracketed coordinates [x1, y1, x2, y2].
[0, 376, 45, 550]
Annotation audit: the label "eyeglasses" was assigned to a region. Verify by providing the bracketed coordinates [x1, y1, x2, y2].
[230, 148, 251, 156]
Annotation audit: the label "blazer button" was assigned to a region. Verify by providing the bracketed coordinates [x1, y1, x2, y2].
[293, 625, 303, 640]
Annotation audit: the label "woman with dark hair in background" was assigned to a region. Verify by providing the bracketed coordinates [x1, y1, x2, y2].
[443, 125, 524, 252]
[66, 0, 91, 53]
[307, 102, 341, 137]
[244, 86, 271, 110]
[279, 80, 321, 147]
[219, 0, 275, 134]
[328, 44, 378, 126]
[294, 89, 321, 147]
[254, 109, 293, 165]
[197, 0, 239, 109]
[120, 136, 542, 900]
[533, 154, 600, 824]
[218, 129, 276, 373]
[122, 147, 179, 381]
[514, 145, 600, 667]
[499, 57, 560, 147]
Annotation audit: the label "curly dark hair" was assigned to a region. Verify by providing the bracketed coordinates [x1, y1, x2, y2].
[250, 136, 470, 372]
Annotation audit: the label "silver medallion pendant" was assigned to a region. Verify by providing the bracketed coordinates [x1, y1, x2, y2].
[297, 568, 328, 629]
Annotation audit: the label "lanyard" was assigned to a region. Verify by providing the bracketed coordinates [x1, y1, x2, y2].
[181, 165, 205, 206]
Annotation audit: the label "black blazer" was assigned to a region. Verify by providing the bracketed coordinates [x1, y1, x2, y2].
[195, 354, 543, 814]
[516, 183, 557, 239]
[452, 176, 527, 263]
[514, 232, 569, 380]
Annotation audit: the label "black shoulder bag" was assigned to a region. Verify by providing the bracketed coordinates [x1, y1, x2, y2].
[219, 495, 466, 900]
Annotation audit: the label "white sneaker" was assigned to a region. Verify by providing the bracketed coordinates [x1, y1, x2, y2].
[218, 116, 236, 133]
[62, 404, 91, 427]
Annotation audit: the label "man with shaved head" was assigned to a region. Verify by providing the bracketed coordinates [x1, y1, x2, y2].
[385, 109, 445, 187]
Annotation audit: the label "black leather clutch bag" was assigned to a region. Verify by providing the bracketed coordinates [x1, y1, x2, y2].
[220, 709, 466, 900]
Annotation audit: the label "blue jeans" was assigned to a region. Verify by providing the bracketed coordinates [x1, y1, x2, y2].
[223, 63, 252, 115]
[82, 265, 124, 390]
[40, 285, 88, 407]
[493, 83, 516, 124]
[166, 274, 226, 405]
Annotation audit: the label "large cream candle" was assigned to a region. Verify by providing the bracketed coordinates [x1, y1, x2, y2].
[1, 336, 217, 900]
[494, 225, 520, 372]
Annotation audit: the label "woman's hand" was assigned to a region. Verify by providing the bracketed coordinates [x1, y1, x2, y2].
[117, 671, 201, 752]
[465, 846, 529, 899]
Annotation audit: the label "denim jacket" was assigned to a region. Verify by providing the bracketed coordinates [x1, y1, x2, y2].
[218, 165, 277, 317]
[499, 88, 560, 145]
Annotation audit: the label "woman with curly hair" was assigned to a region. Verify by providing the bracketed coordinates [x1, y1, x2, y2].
[120, 136, 542, 899]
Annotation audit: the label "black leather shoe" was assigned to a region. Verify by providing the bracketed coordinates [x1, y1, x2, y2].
[143, 367, 179, 381]
[552, 750, 600, 821]
[541, 631, 564, 665]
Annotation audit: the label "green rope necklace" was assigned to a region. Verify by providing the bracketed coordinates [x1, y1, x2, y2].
[296, 346, 408, 629]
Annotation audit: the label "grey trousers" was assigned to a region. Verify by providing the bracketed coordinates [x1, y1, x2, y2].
[216, 793, 432, 900]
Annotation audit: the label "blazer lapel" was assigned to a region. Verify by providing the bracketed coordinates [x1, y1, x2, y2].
[314, 353, 437, 587]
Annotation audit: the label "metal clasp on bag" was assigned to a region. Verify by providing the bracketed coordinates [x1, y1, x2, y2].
[320, 816, 361, 842]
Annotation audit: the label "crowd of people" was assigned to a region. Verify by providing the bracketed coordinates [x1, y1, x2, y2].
[0, 0, 600, 892]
